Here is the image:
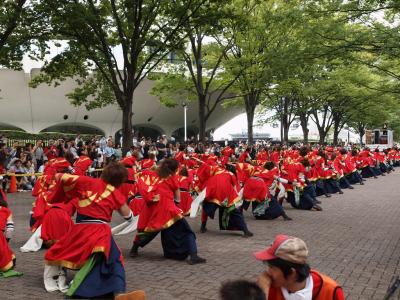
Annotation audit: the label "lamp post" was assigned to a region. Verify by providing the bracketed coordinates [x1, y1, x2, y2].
[344, 126, 350, 147]
[182, 102, 187, 142]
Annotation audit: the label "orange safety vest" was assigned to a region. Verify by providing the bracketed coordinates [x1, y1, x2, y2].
[268, 270, 344, 300]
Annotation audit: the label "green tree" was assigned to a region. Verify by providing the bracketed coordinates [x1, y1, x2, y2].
[30, 0, 207, 153]
[223, 0, 306, 144]
[0, 0, 47, 69]
[151, 0, 244, 142]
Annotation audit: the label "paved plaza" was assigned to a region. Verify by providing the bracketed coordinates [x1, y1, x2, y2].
[1, 172, 400, 300]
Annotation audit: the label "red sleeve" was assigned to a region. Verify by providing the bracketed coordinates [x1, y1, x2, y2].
[168, 174, 180, 191]
[112, 188, 127, 210]
[48, 174, 92, 203]
[334, 287, 345, 300]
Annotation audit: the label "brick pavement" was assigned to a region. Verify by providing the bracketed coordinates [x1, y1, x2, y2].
[1, 172, 400, 300]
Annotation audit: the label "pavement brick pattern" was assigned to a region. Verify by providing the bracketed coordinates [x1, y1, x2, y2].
[1, 171, 400, 300]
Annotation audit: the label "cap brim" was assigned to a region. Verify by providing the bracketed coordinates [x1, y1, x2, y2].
[253, 249, 277, 261]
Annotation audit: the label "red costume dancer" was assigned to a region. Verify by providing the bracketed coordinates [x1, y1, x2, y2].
[130, 159, 206, 265]
[242, 162, 291, 221]
[333, 152, 354, 190]
[359, 148, 379, 178]
[239, 148, 252, 163]
[0, 197, 15, 272]
[343, 149, 364, 185]
[30, 176, 58, 232]
[198, 162, 253, 237]
[30, 156, 72, 231]
[119, 156, 144, 217]
[73, 155, 93, 176]
[221, 144, 235, 159]
[140, 153, 156, 170]
[270, 147, 281, 165]
[256, 148, 269, 165]
[44, 163, 132, 297]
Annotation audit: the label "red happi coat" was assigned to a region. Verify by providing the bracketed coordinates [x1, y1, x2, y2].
[43, 157, 71, 177]
[174, 151, 186, 165]
[304, 155, 319, 182]
[359, 150, 375, 167]
[73, 156, 93, 175]
[221, 146, 234, 158]
[238, 151, 251, 163]
[31, 175, 56, 231]
[140, 158, 156, 170]
[257, 167, 279, 189]
[203, 167, 240, 207]
[322, 159, 337, 179]
[242, 165, 278, 202]
[281, 161, 305, 192]
[256, 150, 268, 163]
[270, 151, 280, 165]
[343, 154, 357, 174]
[177, 174, 193, 215]
[235, 162, 254, 186]
[136, 172, 183, 232]
[0, 206, 14, 271]
[333, 156, 346, 178]
[45, 174, 126, 269]
[242, 176, 267, 202]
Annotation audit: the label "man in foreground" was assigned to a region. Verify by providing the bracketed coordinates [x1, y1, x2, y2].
[254, 234, 345, 300]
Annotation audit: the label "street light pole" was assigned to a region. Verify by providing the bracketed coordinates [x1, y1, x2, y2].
[182, 102, 187, 142]
[347, 129, 350, 146]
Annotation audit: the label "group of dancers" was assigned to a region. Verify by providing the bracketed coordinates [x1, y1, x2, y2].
[0, 143, 398, 297]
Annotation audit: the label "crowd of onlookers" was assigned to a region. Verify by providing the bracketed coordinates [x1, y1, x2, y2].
[0, 131, 355, 193]
[0, 133, 212, 190]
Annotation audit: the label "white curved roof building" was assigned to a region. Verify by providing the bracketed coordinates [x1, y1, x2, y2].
[0, 69, 243, 139]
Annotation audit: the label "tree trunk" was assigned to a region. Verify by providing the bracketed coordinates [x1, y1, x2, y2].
[333, 128, 340, 146]
[198, 95, 206, 142]
[358, 124, 365, 146]
[281, 97, 290, 144]
[318, 128, 326, 144]
[245, 94, 257, 145]
[121, 97, 133, 155]
[299, 114, 309, 143]
[283, 124, 289, 144]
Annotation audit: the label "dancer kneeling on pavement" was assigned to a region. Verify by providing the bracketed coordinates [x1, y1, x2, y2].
[242, 162, 292, 221]
[43, 162, 133, 298]
[198, 160, 253, 237]
[130, 158, 206, 265]
[283, 160, 322, 211]
[254, 234, 345, 300]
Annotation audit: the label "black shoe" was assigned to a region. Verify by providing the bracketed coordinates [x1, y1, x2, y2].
[314, 199, 322, 204]
[325, 194, 331, 198]
[129, 244, 139, 258]
[360, 181, 364, 185]
[188, 254, 206, 265]
[313, 204, 323, 211]
[200, 223, 207, 233]
[243, 229, 254, 237]
[339, 190, 344, 194]
[348, 186, 354, 189]
[282, 214, 293, 221]
[381, 173, 386, 176]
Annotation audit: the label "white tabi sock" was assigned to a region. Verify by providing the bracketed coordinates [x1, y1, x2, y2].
[44, 264, 60, 292]
[58, 268, 69, 293]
